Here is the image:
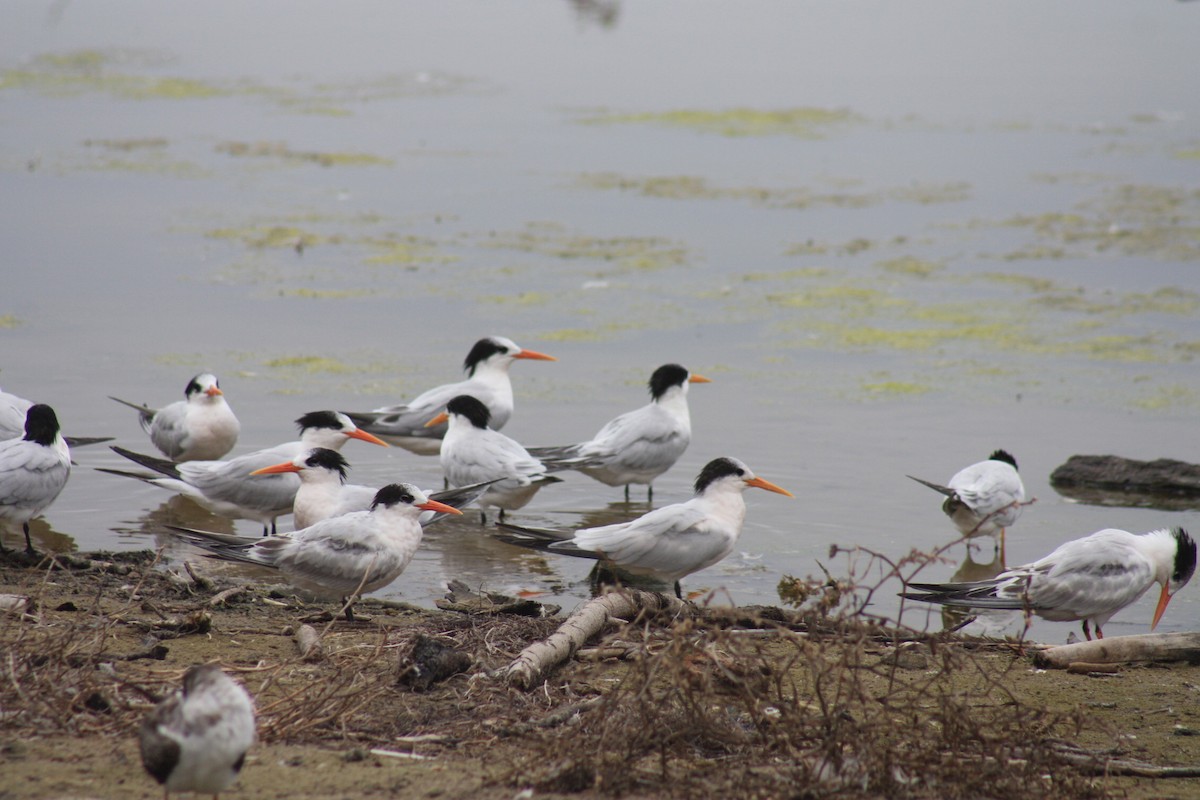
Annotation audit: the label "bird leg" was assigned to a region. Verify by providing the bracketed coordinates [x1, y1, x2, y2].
[673, 580, 682, 600]
[23, 522, 37, 555]
[1082, 620, 1092, 641]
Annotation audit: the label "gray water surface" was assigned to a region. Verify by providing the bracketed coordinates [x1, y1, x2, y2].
[3, 1, 1199, 642]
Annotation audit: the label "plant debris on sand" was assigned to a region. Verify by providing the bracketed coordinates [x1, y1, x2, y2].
[1, 549, 1198, 799]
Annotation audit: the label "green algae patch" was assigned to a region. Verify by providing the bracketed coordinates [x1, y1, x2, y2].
[767, 286, 904, 314]
[216, 141, 393, 168]
[538, 325, 634, 343]
[1134, 384, 1200, 410]
[263, 356, 357, 374]
[206, 225, 336, 250]
[279, 288, 371, 300]
[742, 267, 831, 282]
[0, 315, 20, 329]
[876, 256, 942, 277]
[484, 292, 554, 307]
[363, 236, 458, 267]
[862, 379, 932, 397]
[84, 137, 170, 151]
[485, 225, 690, 272]
[579, 106, 864, 139]
[0, 50, 228, 100]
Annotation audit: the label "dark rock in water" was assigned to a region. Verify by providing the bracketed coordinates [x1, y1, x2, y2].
[397, 634, 473, 691]
[1050, 455, 1200, 510]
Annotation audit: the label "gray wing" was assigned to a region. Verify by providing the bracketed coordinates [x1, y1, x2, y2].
[177, 444, 301, 513]
[109, 395, 159, 433]
[148, 402, 191, 460]
[0, 440, 70, 509]
[584, 405, 688, 473]
[572, 504, 723, 576]
[139, 693, 183, 785]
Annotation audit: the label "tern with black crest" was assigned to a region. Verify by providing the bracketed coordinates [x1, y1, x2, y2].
[343, 336, 555, 455]
[0, 404, 71, 554]
[903, 527, 1196, 641]
[496, 457, 793, 598]
[110, 373, 240, 462]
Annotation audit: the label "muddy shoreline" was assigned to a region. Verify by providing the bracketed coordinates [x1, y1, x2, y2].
[2, 549, 1199, 799]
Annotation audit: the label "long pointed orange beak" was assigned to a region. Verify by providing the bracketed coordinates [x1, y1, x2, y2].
[689, 374, 712, 384]
[250, 461, 300, 476]
[349, 428, 389, 447]
[746, 476, 794, 498]
[206, 386, 224, 397]
[419, 499, 463, 515]
[515, 348, 556, 361]
[1151, 583, 1173, 630]
[425, 411, 449, 428]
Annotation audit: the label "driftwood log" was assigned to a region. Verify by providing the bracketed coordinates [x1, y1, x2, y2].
[502, 589, 691, 689]
[1033, 632, 1200, 670]
[1050, 455, 1200, 510]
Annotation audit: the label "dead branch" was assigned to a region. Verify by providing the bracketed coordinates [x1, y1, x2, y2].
[500, 589, 691, 690]
[1034, 632, 1200, 669]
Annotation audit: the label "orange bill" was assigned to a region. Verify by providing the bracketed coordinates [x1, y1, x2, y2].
[349, 428, 389, 447]
[206, 386, 224, 397]
[515, 348, 556, 361]
[424, 411, 450, 428]
[689, 374, 712, 384]
[249, 461, 299, 476]
[746, 476, 794, 498]
[419, 499, 463, 516]
[1151, 583, 1173, 630]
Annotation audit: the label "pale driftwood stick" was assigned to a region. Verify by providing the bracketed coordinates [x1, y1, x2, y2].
[1034, 632, 1200, 669]
[208, 586, 246, 607]
[294, 624, 324, 662]
[502, 589, 690, 690]
[1065, 661, 1121, 675]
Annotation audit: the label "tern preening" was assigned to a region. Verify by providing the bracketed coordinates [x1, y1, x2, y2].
[495, 457, 793, 598]
[139, 663, 256, 800]
[908, 449, 1028, 564]
[101, 411, 387, 536]
[428, 394, 564, 523]
[342, 336, 555, 455]
[0, 404, 71, 554]
[527, 363, 710, 501]
[903, 527, 1197, 641]
[110, 373, 240, 462]
[250, 446, 495, 528]
[167, 483, 462, 620]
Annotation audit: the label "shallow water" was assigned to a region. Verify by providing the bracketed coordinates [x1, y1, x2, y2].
[3, 1, 1200, 642]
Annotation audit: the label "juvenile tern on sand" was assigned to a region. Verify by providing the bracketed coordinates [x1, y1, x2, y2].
[527, 363, 710, 501]
[903, 527, 1197, 641]
[167, 483, 462, 620]
[110, 373, 240, 462]
[428, 395, 564, 523]
[343, 336, 555, 455]
[908, 449, 1028, 564]
[102, 411, 387, 535]
[0, 404, 70, 554]
[139, 663, 256, 800]
[495, 457, 793, 598]
[251, 446, 495, 528]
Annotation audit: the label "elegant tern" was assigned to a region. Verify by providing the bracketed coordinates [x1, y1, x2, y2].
[0, 404, 71, 554]
[495, 456, 793, 597]
[110, 373, 240, 462]
[167, 483, 462, 620]
[342, 336, 555, 455]
[903, 527, 1197, 640]
[101, 411, 387, 535]
[527, 363, 710, 501]
[250, 446, 496, 528]
[908, 449, 1028, 563]
[428, 394, 563, 523]
[1, 387, 111, 448]
[139, 663, 256, 800]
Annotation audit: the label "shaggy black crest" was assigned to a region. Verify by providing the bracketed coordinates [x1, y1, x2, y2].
[649, 364, 690, 401]
[463, 337, 509, 376]
[23, 404, 61, 446]
[446, 395, 491, 429]
[372, 483, 416, 509]
[304, 448, 349, 481]
[988, 449, 1018, 471]
[1173, 528, 1197, 586]
[694, 457, 746, 494]
[183, 374, 211, 398]
[295, 410, 345, 433]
